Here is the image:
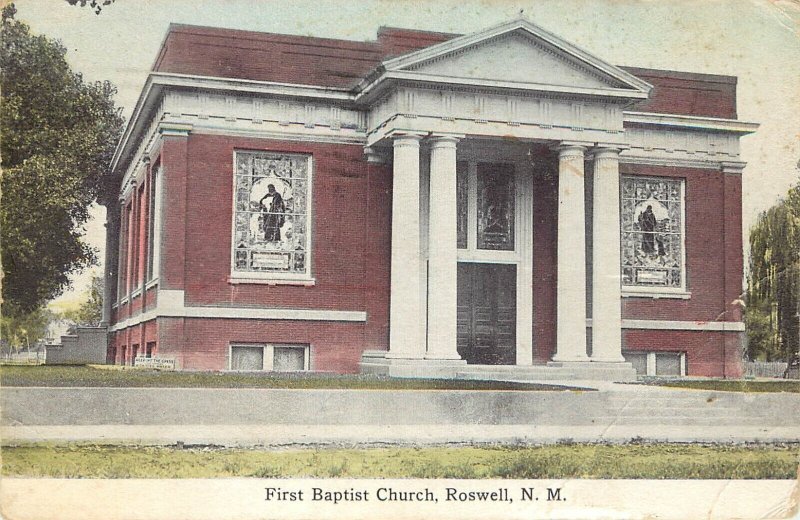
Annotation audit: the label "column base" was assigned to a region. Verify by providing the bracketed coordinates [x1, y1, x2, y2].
[360, 350, 467, 378]
[425, 353, 463, 361]
[550, 355, 590, 363]
[547, 361, 637, 382]
[590, 356, 627, 363]
[385, 351, 425, 360]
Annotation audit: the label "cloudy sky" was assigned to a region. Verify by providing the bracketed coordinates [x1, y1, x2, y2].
[13, 0, 800, 305]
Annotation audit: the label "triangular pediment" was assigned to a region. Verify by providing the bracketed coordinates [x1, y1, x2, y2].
[379, 19, 652, 97]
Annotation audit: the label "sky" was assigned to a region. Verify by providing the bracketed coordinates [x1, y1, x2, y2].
[12, 0, 800, 307]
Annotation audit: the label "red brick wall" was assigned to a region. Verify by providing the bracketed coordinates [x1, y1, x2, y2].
[621, 66, 737, 119]
[619, 163, 729, 322]
[155, 318, 365, 373]
[109, 320, 159, 365]
[624, 330, 742, 377]
[181, 134, 371, 312]
[363, 161, 392, 350]
[160, 136, 189, 290]
[532, 165, 558, 363]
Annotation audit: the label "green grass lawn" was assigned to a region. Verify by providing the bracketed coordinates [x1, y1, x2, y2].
[2, 443, 797, 479]
[0, 365, 574, 391]
[654, 380, 800, 393]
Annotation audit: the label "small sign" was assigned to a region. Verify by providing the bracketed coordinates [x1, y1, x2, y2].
[134, 356, 176, 370]
[636, 269, 667, 285]
[252, 252, 289, 270]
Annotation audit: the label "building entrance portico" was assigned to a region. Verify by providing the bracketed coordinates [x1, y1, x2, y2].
[361, 130, 636, 380]
[358, 18, 648, 380]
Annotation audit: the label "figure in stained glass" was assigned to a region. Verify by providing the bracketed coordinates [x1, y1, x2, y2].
[259, 184, 285, 242]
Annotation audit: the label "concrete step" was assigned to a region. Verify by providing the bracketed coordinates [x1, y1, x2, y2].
[455, 367, 577, 381]
[585, 416, 772, 426]
[598, 407, 740, 417]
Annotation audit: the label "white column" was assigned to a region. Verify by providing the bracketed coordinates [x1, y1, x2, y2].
[388, 133, 425, 359]
[552, 143, 589, 362]
[426, 135, 461, 360]
[591, 147, 626, 362]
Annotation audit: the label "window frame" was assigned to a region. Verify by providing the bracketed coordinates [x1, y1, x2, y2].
[229, 150, 314, 283]
[620, 174, 689, 297]
[228, 343, 310, 372]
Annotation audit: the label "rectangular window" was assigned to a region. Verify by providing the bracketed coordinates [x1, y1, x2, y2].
[118, 203, 131, 299]
[137, 183, 147, 287]
[232, 152, 312, 279]
[145, 341, 155, 358]
[146, 166, 160, 282]
[477, 163, 515, 251]
[229, 344, 309, 371]
[620, 175, 685, 290]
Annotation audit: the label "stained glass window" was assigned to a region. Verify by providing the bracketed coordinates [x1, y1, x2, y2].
[456, 161, 468, 249]
[620, 175, 684, 289]
[477, 163, 515, 251]
[232, 152, 311, 277]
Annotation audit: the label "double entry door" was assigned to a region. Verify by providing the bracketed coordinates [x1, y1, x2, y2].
[456, 262, 516, 365]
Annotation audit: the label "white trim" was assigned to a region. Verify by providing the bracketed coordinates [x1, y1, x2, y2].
[110, 305, 366, 332]
[623, 111, 759, 134]
[145, 279, 159, 290]
[111, 72, 356, 181]
[228, 277, 316, 286]
[586, 318, 745, 332]
[150, 165, 164, 283]
[619, 155, 725, 170]
[192, 124, 366, 145]
[622, 289, 691, 299]
[646, 352, 657, 376]
[152, 72, 352, 100]
[623, 319, 745, 332]
[362, 71, 650, 101]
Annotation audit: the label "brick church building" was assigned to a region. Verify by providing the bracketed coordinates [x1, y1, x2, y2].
[101, 18, 756, 379]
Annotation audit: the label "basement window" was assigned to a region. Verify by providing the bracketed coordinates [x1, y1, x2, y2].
[623, 351, 686, 377]
[229, 344, 309, 372]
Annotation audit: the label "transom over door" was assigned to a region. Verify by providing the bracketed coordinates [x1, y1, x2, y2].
[456, 262, 516, 365]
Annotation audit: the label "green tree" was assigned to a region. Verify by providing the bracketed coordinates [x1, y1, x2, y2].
[0, 4, 123, 317]
[746, 180, 800, 361]
[61, 274, 104, 328]
[0, 304, 58, 355]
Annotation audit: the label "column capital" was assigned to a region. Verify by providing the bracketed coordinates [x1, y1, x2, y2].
[427, 133, 465, 148]
[591, 143, 629, 158]
[552, 141, 591, 157]
[363, 146, 389, 164]
[387, 130, 426, 144]
[721, 161, 747, 175]
[158, 122, 192, 137]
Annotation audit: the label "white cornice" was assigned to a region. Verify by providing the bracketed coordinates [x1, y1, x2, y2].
[149, 72, 353, 100]
[624, 111, 759, 134]
[358, 71, 650, 102]
[110, 72, 358, 179]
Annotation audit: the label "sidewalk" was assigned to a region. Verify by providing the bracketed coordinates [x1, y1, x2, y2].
[3, 383, 798, 446]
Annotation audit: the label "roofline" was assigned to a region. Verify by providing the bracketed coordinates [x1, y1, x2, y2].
[109, 72, 357, 176]
[623, 111, 758, 134]
[378, 17, 654, 94]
